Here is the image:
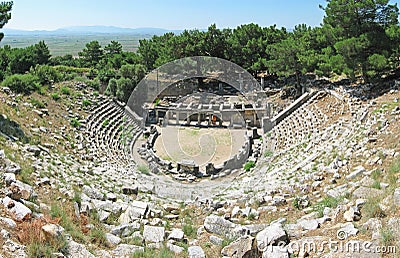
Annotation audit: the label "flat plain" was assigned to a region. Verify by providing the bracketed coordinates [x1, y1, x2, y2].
[0, 33, 151, 56]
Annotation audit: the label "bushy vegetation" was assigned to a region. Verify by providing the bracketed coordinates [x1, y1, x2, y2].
[2, 73, 41, 94]
[244, 161, 255, 171]
[1, 1, 399, 101]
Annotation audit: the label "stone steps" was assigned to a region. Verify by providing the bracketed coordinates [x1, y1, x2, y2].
[83, 100, 142, 166]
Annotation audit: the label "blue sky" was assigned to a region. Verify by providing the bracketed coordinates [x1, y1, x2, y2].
[5, 0, 400, 31]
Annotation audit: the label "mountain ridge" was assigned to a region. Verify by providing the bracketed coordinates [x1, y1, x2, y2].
[1, 25, 184, 35]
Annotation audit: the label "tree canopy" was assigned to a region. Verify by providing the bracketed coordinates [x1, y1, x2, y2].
[1, 0, 400, 100]
[0, 1, 13, 42]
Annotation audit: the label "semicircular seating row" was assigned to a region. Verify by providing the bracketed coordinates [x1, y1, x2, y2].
[268, 92, 329, 152]
[84, 99, 142, 166]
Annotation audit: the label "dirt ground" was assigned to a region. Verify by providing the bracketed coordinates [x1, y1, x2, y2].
[154, 126, 246, 168]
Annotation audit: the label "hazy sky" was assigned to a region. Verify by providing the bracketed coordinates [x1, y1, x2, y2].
[5, 0, 400, 31]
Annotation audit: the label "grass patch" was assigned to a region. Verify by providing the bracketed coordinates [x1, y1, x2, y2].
[381, 227, 395, 246]
[313, 195, 344, 217]
[102, 119, 110, 128]
[60, 86, 71, 95]
[137, 164, 150, 175]
[363, 196, 385, 219]
[18, 216, 69, 258]
[82, 99, 91, 107]
[19, 166, 34, 184]
[221, 238, 235, 248]
[89, 227, 107, 247]
[30, 98, 46, 109]
[388, 156, 400, 188]
[131, 246, 175, 258]
[49, 203, 86, 243]
[51, 92, 60, 101]
[70, 118, 81, 128]
[243, 161, 255, 172]
[371, 169, 382, 180]
[371, 180, 381, 189]
[183, 221, 196, 239]
[264, 150, 273, 157]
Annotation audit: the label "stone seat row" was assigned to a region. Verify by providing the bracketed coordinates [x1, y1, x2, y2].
[84, 100, 142, 166]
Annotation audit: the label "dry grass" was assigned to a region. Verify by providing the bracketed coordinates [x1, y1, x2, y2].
[17, 215, 69, 257]
[17, 215, 60, 244]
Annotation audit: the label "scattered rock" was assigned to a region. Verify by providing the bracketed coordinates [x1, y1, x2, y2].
[188, 246, 205, 258]
[168, 228, 184, 241]
[167, 242, 184, 254]
[105, 233, 122, 247]
[0, 217, 17, 228]
[204, 214, 247, 239]
[42, 223, 65, 238]
[393, 188, 400, 206]
[362, 218, 382, 240]
[66, 238, 97, 258]
[209, 235, 223, 245]
[3, 173, 16, 185]
[110, 244, 144, 257]
[1, 197, 32, 221]
[119, 201, 148, 223]
[346, 165, 365, 179]
[143, 225, 165, 243]
[110, 222, 140, 237]
[298, 219, 319, 231]
[122, 185, 138, 195]
[337, 222, 358, 239]
[262, 245, 289, 258]
[343, 206, 361, 222]
[221, 235, 259, 258]
[352, 186, 383, 199]
[256, 223, 288, 251]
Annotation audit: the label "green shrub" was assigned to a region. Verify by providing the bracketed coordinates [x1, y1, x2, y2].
[30, 98, 46, 109]
[0, 115, 29, 143]
[2, 73, 41, 94]
[70, 118, 81, 128]
[31, 64, 62, 85]
[183, 222, 196, 238]
[105, 78, 117, 96]
[49, 203, 86, 243]
[82, 99, 91, 107]
[87, 78, 100, 90]
[102, 119, 109, 127]
[51, 93, 60, 101]
[54, 65, 90, 74]
[60, 86, 71, 95]
[244, 161, 255, 171]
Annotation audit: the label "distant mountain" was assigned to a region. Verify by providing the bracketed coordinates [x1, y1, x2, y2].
[1, 26, 183, 36]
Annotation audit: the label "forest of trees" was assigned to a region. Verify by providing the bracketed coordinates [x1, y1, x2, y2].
[0, 0, 399, 102]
